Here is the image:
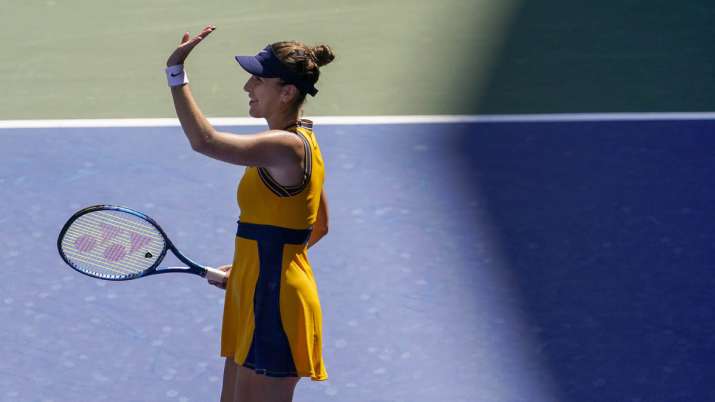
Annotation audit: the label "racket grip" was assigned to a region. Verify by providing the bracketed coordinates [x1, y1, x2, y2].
[205, 267, 228, 283]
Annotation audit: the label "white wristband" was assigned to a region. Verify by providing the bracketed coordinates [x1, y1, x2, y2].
[166, 64, 189, 87]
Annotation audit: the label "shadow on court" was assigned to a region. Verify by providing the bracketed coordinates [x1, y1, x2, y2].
[452, 119, 715, 401]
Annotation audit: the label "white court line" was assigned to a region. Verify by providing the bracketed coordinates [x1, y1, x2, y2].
[1, 113, 715, 129]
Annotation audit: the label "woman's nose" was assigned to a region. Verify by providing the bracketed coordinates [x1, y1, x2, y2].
[243, 76, 256, 92]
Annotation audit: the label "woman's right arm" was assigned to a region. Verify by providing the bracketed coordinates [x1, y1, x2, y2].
[167, 26, 303, 169]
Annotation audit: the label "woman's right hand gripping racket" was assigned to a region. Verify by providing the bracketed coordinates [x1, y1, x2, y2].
[57, 205, 228, 284]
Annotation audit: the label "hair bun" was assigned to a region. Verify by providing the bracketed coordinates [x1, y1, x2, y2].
[310, 44, 335, 67]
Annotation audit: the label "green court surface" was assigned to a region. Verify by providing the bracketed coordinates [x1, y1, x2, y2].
[1, 0, 507, 119]
[2, 0, 713, 119]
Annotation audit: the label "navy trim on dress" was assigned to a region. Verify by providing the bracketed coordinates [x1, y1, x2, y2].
[236, 222, 312, 244]
[256, 121, 313, 198]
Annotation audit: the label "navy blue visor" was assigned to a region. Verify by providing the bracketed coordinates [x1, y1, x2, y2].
[235, 45, 318, 96]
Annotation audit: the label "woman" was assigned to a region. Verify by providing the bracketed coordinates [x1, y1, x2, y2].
[166, 25, 334, 402]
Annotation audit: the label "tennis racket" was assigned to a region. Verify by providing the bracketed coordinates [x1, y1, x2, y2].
[57, 205, 227, 283]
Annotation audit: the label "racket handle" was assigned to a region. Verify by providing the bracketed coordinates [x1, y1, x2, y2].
[205, 266, 228, 283]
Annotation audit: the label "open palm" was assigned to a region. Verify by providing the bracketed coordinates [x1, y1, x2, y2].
[166, 24, 216, 67]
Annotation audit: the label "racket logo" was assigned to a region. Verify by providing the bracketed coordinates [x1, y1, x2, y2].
[73, 222, 155, 263]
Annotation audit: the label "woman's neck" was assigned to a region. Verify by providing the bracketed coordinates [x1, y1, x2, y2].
[266, 110, 300, 131]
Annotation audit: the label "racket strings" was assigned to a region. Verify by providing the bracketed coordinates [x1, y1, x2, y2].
[62, 225, 162, 277]
[60, 210, 165, 279]
[61, 236, 153, 277]
[64, 220, 158, 262]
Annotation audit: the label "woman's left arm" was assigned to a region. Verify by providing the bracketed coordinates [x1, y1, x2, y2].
[307, 191, 329, 249]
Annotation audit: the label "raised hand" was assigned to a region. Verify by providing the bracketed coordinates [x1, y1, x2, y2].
[166, 25, 216, 67]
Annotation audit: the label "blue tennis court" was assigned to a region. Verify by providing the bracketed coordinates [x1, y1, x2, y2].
[1, 117, 714, 401]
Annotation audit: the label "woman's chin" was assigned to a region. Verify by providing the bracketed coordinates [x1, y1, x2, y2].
[248, 108, 262, 118]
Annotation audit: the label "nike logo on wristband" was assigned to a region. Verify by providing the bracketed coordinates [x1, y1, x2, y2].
[171, 72, 182, 77]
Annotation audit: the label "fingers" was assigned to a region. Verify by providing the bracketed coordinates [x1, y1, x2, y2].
[167, 25, 215, 66]
[179, 25, 215, 47]
[180, 26, 215, 54]
[191, 25, 216, 44]
[208, 273, 227, 289]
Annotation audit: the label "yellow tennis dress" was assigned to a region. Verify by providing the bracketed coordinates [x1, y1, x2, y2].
[221, 119, 328, 381]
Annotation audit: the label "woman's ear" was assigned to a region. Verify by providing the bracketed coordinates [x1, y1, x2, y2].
[280, 84, 299, 105]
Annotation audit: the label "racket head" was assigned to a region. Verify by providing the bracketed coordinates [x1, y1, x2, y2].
[57, 205, 169, 280]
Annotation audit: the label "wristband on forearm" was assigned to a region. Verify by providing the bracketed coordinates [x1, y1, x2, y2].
[165, 64, 189, 87]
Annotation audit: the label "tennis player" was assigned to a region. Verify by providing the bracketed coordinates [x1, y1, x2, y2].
[165, 25, 333, 402]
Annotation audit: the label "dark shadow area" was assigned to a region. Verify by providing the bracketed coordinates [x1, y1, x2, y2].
[477, 1, 715, 113]
[450, 119, 715, 400]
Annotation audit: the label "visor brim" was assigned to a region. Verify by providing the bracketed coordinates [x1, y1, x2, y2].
[235, 55, 269, 76]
